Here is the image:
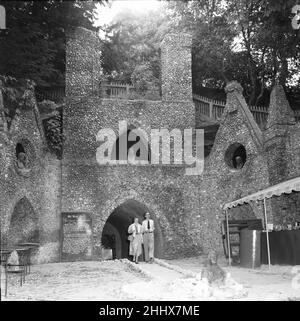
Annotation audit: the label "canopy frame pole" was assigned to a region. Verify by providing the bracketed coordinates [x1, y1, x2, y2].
[225, 209, 231, 266]
[263, 198, 271, 270]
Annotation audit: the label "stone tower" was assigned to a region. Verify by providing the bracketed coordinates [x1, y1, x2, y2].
[66, 27, 102, 97]
[160, 33, 193, 102]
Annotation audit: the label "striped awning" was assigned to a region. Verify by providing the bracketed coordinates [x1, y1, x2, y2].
[223, 176, 300, 210]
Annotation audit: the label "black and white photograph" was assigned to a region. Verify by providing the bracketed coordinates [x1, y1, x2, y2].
[0, 0, 300, 304]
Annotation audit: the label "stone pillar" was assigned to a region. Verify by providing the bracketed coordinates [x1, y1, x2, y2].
[36, 154, 62, 263]
[66, 27, 102, 97]
[264, 84, 295, 185]
[264, 84, 297, 225]
[160, 33, 192, 101]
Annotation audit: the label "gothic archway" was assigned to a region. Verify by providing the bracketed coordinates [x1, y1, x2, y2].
[7, 197, 39, 246]
[101, 199, 163, 259]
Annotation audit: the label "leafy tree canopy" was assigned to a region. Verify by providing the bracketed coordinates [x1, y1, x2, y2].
[100, 7, 172, 83]
[166, 0, 300, 106]
[0, 0, 107, 87]
[101, 0, 300, 107]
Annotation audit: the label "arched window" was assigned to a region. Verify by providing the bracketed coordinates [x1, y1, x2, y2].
[15, 139, 35, 175]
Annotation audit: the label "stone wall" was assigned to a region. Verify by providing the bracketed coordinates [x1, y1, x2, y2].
[161, 33, 193, 102]
[1, 26, 299, 264]
[62, 162, 201, 259]
[66, 27, 102, 97]
[188, 82, 270, 253]
[63, 96, 199, 259]
[0, 84, 61, 263]
[63, 27, 300, 260]
[264, 85, 300, 225]
[63, 28, 202, 259]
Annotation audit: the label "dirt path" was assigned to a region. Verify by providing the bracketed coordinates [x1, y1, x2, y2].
[137, 261, 184, 281]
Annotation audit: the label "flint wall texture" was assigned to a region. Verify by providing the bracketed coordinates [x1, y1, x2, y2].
[264, 85, 300, 225]
[0, 105, 61, 263]
[66, 27, 102, 97]
[63, 27, 300, 260]
[2, 26, 299, 264]
[161, 34, 193, 102]
[63, 29, 202, 259]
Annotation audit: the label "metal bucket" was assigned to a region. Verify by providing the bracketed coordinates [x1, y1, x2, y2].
[240, 229, 261, 268]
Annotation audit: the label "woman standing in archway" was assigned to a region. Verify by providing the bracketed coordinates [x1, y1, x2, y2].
[128, 217, 143, 264]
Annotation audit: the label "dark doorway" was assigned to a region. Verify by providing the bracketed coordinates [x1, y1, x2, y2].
[101, 199, 163, 259]
[7, 197, 39, 246]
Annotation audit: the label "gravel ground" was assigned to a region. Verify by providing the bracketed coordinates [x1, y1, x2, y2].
[1, 257, 299, 301]
[1, 260, 149, 301]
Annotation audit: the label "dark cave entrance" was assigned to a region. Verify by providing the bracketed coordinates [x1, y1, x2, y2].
[101, 199, 163, 259]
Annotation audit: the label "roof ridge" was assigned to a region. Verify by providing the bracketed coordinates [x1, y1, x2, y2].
[224, 81, 263, 149]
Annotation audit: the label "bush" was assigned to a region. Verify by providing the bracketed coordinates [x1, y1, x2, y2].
[130, 63, 160, 100]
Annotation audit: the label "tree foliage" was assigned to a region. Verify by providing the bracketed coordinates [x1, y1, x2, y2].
[0, 75, 36, 127]
[100, 8, 171, 83]
[166, 0, 300, 106]
[130, 63, 161, 100]
[0, 1, 108, 159]
[0, 0, 106, 87]
[101, 0, 299, 107]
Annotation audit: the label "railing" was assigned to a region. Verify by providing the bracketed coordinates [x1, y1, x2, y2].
[35, 87, 65, 103]
[100, 82, 134, 98]
[193, 95, 226, 121]
[193, 94, 300, 129]
[33, 84, 300, 126]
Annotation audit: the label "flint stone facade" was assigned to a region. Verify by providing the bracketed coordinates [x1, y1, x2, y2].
[161, 34, 193, 101]
[63, 27, 300, 258]
[64, 29, 200, 259]
[0, 84, 61, 263]
[1, 27, 299, 263]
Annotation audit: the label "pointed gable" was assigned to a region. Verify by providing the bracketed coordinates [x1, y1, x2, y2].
[267, 84, 295, 128]
[205, 81, 267, 188]
[223, 81, 263, 149]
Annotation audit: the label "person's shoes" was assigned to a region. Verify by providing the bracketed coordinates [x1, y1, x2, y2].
[149, 258, 154, 263]
[135, 261, 138, 264]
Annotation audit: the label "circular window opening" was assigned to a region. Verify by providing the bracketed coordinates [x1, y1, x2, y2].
[225, 143, 247, 169]
[15, 139, 35, 175]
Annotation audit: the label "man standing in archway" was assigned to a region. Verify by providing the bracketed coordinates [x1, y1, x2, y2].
[142, 212, 155, 263]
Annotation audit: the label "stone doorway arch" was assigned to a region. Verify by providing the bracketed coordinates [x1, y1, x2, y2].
[7, 196, 39, 246]
[100, 197, 164, 260]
